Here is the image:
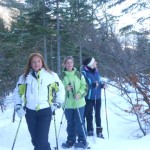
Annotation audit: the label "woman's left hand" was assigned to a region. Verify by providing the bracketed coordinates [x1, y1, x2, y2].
[102, 83, 106, 89]
[75, 93, 80, 100]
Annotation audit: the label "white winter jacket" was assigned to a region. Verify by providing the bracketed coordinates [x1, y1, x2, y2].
[13, 68, 65, 110]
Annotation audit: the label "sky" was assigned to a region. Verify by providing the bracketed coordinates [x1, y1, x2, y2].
[98, 0, 150, 32]
[0, 0, 149, 31]
[0, 78, 150, 150]
[116, 1, 149, 31]
[0, 4, 20, 30]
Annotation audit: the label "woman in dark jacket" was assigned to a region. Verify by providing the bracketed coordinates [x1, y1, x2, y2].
[81, 57, 105, 138]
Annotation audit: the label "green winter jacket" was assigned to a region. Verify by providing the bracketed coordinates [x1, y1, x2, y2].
[61, 68, 87, 109]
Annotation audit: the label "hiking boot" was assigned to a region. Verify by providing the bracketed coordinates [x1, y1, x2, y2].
[62, 140, 74, 148]
[96, 127, 104, 138]
[97, 133, 104, 139]
[87, 131, 94, 136]
[74, 141, 89, 149]
[79, 140, 88, 145]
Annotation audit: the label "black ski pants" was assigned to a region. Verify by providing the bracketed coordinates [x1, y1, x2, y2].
[25, 107, 52, 150]
[84, 99, 102, 132]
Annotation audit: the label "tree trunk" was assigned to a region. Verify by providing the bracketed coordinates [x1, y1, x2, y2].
[43, 35, 47, 64]
[56, 0, 61, 75]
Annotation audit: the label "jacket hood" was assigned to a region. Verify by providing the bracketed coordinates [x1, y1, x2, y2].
[81, 65, 98, 73]
[62, 67, 77, 74]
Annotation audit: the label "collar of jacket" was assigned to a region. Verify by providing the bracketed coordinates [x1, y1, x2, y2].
[81, 66, 98, 73]
[62, 67, 77, 76]
[30, 68, 43, 79]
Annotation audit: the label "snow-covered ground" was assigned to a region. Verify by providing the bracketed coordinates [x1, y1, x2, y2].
[0, 81, 150, 150]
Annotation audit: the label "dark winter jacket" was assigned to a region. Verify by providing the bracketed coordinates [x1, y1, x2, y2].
[81, 66, 103, 100]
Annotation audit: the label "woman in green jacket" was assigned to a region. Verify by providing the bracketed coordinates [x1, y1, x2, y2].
[61, 56, 88, 149]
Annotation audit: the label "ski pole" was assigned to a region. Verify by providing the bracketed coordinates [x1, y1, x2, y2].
[74, 100, 87, 142]
[57, 108, 65, 139]
[94, 87, 97, 123]
[104, 88, 109, 139]
[57, 93, 68, 139]
[11, 118, 22, 150]
[53, 110, 59, 150]
[12, 109, 16, 122]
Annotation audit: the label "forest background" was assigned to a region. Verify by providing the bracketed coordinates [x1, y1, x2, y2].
[0, 0, 150, 137]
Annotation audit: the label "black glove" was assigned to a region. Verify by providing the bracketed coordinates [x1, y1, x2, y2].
[93, 81, 99, 88]
[51, 102, 61, 113]
[102, 83, 106, 89]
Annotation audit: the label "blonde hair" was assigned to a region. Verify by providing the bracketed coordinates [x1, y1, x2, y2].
[62, 56, 74, 67]
[24, 52, 51, 77]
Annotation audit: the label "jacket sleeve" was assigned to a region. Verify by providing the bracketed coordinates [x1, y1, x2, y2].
[13, 75, 25, 106]
[77, 75, 87, 98]
[81, 71, 92, 87]
[52, 72, 65, 103]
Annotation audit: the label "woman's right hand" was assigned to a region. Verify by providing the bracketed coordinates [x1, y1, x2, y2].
[66, 85, 72, 91]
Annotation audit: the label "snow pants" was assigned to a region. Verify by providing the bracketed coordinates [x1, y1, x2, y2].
[84, 99, 102, 132]
[64, 106, 86, 144]
[25, 107, 52, 150]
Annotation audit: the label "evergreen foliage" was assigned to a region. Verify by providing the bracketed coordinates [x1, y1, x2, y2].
[0, 0, 149, 100]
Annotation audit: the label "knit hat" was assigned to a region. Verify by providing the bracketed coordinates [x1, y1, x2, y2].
[82, 57, 95, 67]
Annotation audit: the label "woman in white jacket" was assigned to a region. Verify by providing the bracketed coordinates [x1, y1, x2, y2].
[13, 52, 65, 150]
